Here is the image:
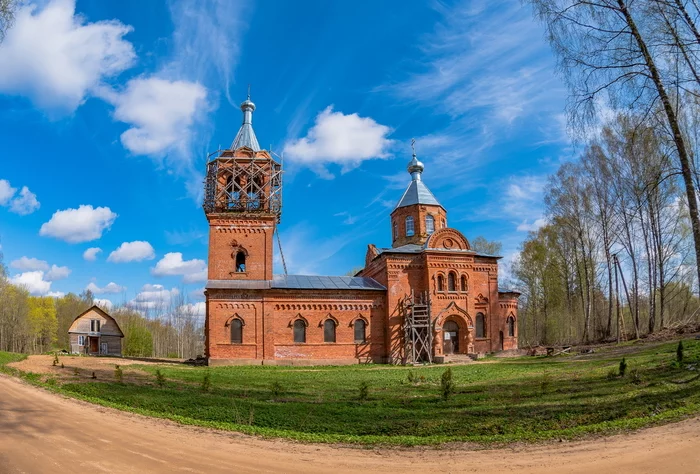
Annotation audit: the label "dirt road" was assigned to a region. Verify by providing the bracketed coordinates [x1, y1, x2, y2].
[1, 374, 699, 473]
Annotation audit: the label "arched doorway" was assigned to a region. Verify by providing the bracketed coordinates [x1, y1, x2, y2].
[443, 320, 460, 355]
[499, 331, 504, 351]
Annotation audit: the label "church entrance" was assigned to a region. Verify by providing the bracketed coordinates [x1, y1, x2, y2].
[443, 321, 460, 355]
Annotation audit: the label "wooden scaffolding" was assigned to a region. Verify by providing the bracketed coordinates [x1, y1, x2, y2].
[402, 291, 433, 364]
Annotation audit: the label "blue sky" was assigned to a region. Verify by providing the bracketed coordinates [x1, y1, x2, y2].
[0, 0, 570, 314]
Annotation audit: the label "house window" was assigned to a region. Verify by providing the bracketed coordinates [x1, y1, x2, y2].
[354, 319, 367, 343]
[437, 275, 445, 292]
[90, 320, 100, 332]
[476, 313, 486, 338]
[426, 215, 435, 234]
[405, 216, 414, 236]
[78, 335, 86, 346]
[293, 320, 306, 343]
[235, 251, 246, 272]
[507, 316, 515, 337]
[324, 319, 337, 343]
[230, 319, 243, 344]
[461, 275, 468, 292]
[448, 273, 456, 292]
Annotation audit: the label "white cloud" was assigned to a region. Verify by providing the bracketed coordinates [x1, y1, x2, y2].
[94, 298, 113, 310]
[47, 291, 66, 298]
[516, 218, 547, 232]
[0, 0, 136, 113]
[151, 252, 207, 283]
[86, 281, 125, 294]
[106, 77, 207, 156]
[9, 186, 40, 215]
[107, 241, 155, 263]
[10, 256, 49, 272]
[9, 271, 52, 295]
[177, 302, 206, 320]
[83, 247, 102, 261]
[283, 106, 393, 170]
[129, 284, 179, 311]
[39, 205, 117, 243]
[0, 179, 17, 205]
[45, 264, 71, 281]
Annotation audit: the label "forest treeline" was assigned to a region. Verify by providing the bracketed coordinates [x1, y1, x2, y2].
[517, 0, 700, 345]
[0, 257, 204, 358]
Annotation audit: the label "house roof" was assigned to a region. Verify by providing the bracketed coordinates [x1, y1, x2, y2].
[68, 305, 124, 337]
[207, 275, 386, 291]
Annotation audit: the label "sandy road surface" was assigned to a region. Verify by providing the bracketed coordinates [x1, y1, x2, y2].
[1, 375, 699, 473]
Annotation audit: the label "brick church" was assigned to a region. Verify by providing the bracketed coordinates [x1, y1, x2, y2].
[203, 95, 519, 365]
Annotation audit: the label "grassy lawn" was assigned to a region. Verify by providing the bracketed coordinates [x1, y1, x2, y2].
[2, 340, 700, 445]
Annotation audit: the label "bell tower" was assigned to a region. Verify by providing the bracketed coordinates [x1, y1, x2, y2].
[203, 93, 282, 281]
[390, 140, 446, 247]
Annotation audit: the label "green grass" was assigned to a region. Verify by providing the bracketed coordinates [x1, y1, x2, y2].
[2, 340, 700, 446]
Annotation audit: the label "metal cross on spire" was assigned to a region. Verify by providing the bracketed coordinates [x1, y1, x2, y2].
[247, 84, 251, 100]
[411, 138, 416, 156]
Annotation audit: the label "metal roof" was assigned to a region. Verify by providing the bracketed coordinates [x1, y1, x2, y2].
[231, 95, 261, 151]
[395, 179, 442, 209]
[272, 274, 385, 291]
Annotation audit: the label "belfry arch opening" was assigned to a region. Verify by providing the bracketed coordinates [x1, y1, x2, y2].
[235, 251, 246, 272]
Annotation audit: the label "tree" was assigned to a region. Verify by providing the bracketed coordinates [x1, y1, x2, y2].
[123, 326, 153, 357]
[0, 0, 17, 42]
[470, 236, 503, 256]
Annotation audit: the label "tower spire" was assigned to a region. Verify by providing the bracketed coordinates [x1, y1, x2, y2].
[231, 90, 261, 151]
[407, 138, 424, 181]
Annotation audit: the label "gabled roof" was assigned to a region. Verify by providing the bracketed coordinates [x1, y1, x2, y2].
[68, 305, 124, 337]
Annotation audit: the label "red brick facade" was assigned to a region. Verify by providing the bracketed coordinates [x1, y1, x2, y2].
[204, 98, 518, 365]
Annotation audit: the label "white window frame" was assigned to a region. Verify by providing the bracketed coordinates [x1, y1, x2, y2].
[426, 215, 435, 234]
[91, 319, 101, 332]
[405, 216, 415, 237]
[78, 335, 86, 346]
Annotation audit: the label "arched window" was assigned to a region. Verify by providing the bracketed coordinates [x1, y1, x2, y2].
[235, 251, 246, 272]
[461, 275, 468, 292]
[448, 273, 456, 292]
[230, 319, 243, 344]
[393, 221, 398, 240]
[426, 215, 435, 234]
[507, 316, 515, 337]
[476, 313, 486, 338]
[437, 274, 445, 292]
[293, 320, 306, 343]
[405, 216, 414, 236]
[442, 218, 446, 229]
[324, 319, 336, 343]
[354, 319, 366, 343]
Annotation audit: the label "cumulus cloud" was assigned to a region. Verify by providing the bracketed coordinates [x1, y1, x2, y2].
[10, 256, 49, 272]
[151, 252, 207, 283]
[83, 247, 102, 261]
[129, 284, 179, 311]
[107, 241, 155, 263]
[9, 186, 40, 215]
[105, 77, 207, 156]
[517, 218, 547, 232]
[47, 291, 66, 298]
[86, 281, 125, 294]
[0, 179, 16, 205]
[39, 205, 117, 243]
[46, 264, 71, 281]
[0, 0, 136, 113]
[9, 271, 52, 295]
[94, 298, 114, 310]
[177, 302, 206, 320]
[283, 106, 393, 170]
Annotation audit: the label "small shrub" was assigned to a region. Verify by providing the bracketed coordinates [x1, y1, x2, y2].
[60, 363, 64, 369]
[73, 367, 79, 376]
[248, 406, 255, 425]
[358, 380, 369, 401]
[114, 365, 123, 383]
[441, 368, 455, 401]
[270, 381, 283, 398]
[91, 371, 97, 379]
[201, 371, 211, 392]
[540, 369, 551, 393]
[155, 369, 166, 388]
[407, 370, 416, 383]
[52, 354, 59, 366]
[677, 341, 684, 363]
[606, 368, 618, 381]
[619, 358, 627, 377]
[630, 369, 642, 385]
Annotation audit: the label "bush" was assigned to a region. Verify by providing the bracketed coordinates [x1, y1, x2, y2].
[155, 369, 166, 388]
[630, 369, 642, 385]
[540, 369, 551, 393]
[52, 354, 59, 366]
[441, 368, 455, 401]
[677, 341, 684, 363]
[619, 358, 627, 377]
[114, 365, 123, 383]
[270, 381, 283, 398]
[201, 371, 211, 392]
[358, 381, 369, 401]
[606, 369, 618, 381]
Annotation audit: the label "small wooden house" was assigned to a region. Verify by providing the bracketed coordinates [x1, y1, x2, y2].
[68, 306, 124, 356]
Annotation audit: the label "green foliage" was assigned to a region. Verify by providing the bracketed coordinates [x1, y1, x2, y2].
[619, 358, 627, 377]
[114, 365, 123, 383]
[201, 371, 211, 393]
[606, 368, 618, 381]
[470, 236, 503, 256]
[270, 381, 282, 398]
[52, 353, 59, 366]
[155, 369, 166, 388]
[630, 369, 642, 385]
[123, 326, 154, 357]
[540, 369, 551, 393]
[440, 368, 455, 400]
[358, 380, 369, 401]
[677, 341, 684, 363]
